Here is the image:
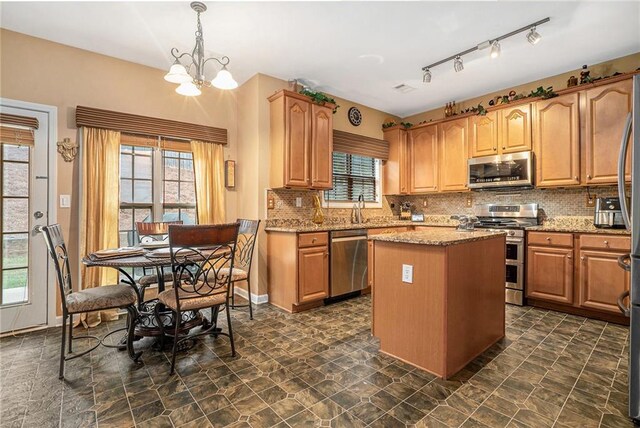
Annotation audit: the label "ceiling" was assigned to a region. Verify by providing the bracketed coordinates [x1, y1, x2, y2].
[1, 2, 639, 117]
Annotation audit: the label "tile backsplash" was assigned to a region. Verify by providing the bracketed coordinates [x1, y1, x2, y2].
[267, 186, 623, 223]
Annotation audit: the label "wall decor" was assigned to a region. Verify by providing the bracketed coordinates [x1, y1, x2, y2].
[225, 160, 235, 189]
[348, 107, 362, 126]
[57, 137, 78, 162]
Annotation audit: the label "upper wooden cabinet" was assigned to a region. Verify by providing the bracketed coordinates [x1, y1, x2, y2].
[500, 104, 532, 153]
[534, 93, 580, 187]
[470, 111, 499, 158]
[583, 79, 633, 184]
[408, 124, 439, 193]
[439, 118, 469, 192]
[269, 90, 333, 189]
[382, 128, 409, 195]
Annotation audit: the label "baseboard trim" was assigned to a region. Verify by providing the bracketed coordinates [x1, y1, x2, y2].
[233, 286, 268, 305]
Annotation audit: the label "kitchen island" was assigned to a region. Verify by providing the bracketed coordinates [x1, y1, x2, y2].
[369, 229, 506, 379]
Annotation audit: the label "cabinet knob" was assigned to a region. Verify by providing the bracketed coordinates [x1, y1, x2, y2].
[502, 146, 506, 150]
[567, 254, 572, 259]
[493, 147, 497, 151]
[312, 238, 317, 243]
[574, 176, 578, 180]
[604, 240, 609, 246]
[587, 174, 592, 179]
[546, 237, 551, 241]
[580, 256, 585, 260]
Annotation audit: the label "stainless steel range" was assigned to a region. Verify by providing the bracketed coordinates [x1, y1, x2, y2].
[473, 203, 539, 306]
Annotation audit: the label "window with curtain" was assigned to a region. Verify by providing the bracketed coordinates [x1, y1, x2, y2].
[118, 139, 196, 247]
[324, 152, 381, 204]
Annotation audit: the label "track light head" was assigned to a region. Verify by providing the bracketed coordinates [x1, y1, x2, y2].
[490, 40, 501, 59]
[423, 68, 432, 83]
[453, 56, 464, 72]
[527, 26, 542, 45]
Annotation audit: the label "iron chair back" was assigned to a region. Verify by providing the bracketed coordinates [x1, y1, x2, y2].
[41, 224, 74, 311]
[234, 219, 261, 272]
[136, 221, 183, 244]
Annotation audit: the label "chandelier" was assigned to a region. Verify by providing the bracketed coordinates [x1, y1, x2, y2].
[164, 2, 238, 96]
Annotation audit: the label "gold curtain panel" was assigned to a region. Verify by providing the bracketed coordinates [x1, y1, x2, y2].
[333, 130, 390, 160]
[76, 106, 227, 145]
[0, 113, 39, 129]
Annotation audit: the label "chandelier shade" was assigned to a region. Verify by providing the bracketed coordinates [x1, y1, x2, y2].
[176, 81, 202, 97]
[164, 62, 192, 84]
[211, 68, 238, 90]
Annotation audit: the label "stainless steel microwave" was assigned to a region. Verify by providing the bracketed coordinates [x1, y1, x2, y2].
[468, 152, 533, 190]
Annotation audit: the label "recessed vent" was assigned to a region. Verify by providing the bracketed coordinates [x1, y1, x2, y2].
[392, 83, 416, 94]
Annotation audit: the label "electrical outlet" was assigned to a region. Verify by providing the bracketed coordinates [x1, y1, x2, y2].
[422, 199, 427, 208]
[295, 197, 302, 208]
[586, 193, 597, 207]
[466, 195, 473, 208]
[59, 194, 71, 208]
[402, 264, 413, 283]
[267, 196, 275, 209]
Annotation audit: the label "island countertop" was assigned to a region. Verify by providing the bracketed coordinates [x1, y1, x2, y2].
[369, 229, 507, 246]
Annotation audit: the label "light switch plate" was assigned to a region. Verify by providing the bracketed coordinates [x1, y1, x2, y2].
[402, 264, 413, 283]
[422, 199, 427, 208]
[586, 194, 596, 207]
[466, 195, 473, 208]
[59, 194, 71, 208]
[267, 196, 275, 209]
[295, 197, 302, 208]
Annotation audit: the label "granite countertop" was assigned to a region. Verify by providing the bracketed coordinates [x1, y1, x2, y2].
[525, 217, 630, 235]
[265, 216, 458, 233]
[369, 229, 507, 246]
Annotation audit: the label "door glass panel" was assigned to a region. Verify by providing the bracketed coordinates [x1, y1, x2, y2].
[506, 243, 519, 261]
[506, 264, 519, 285]
[1, 143, 30, 306]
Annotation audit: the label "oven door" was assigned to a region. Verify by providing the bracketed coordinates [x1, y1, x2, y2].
[506, 261, 523, 290]
[506, 237, 524, 263]
[468, 152, 533, 189]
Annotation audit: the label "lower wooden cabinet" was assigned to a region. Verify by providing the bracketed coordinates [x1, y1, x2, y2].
[526, 231, 630, 323]
[578, 250, 630, 314]
[297, 246, 329, 303]
[527, 246, 574, 304]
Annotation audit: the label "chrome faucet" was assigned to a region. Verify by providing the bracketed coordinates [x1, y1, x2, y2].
[351, 194, 365, 224]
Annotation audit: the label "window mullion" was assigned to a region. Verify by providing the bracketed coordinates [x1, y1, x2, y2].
[152, 147, 163, 222]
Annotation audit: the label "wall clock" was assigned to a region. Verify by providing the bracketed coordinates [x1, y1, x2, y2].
[348, 107, 362, 126]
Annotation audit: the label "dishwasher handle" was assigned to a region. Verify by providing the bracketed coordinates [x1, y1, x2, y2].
[331, 236, 368, 243]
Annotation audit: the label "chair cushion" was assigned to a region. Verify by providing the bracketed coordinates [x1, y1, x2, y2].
[66, 284, 137, 314]
[138, 272, 189, 286]
[157, 284, 227, 311]
[209, 267, 248, 282]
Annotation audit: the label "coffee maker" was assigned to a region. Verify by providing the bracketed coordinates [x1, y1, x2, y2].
[594, 197, 626, 229]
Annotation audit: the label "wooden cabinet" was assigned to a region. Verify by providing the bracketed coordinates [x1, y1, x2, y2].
[583, 79, 633, 184]
[408, 124, 439, 193]
[578, 250, 630, 314]
[439, 118, 469, 192]
[298, 246, 329, 303]
[534, 93, 580, 187]
[470, 111, 499, 158]
[269, 90, 333, 189]
[267, 231, 329, 313]
[382, 128, 409, 195]
[500, 104, 532, 153]
[527, 246, 574, 304]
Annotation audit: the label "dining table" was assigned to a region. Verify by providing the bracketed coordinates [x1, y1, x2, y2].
[82, 246, 218, 348]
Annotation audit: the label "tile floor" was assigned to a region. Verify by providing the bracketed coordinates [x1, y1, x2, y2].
[0, 295, 635, 428]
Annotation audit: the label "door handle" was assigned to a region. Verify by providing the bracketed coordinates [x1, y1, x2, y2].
[617, 290, 630, 317]
[618, 254, 631, 271]
[617, 112, 632, 231]
[33, 211, 44, 219]
[33, 225, 44, 234]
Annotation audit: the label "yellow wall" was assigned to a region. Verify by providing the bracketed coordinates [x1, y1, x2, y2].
[404, 52, 640, 124]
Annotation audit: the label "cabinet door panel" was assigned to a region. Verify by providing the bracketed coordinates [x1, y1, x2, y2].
[284, 97, 310, 187]
[579, 250, 630, 314]
[534, 93, 580, 187]
[310, 104, 333, 189]
[500, 104, 532, 153]
[439, 119, 468, 192]
[409, 125, 438, 193]
[470, 111, 498, 158]
[584, 79, 633, 184]
[526, 246, 573, 304]
[382, 128, 409, 195]
[298, 246, 329, 303]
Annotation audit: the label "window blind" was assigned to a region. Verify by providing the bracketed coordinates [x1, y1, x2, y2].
[325, 152, 378, 202]
[120, 133, 192, 152]
[0, 126, 34, 146]
[332, 130, 389, 160]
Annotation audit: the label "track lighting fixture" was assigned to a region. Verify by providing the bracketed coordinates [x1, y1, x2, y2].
[423, 68, 432, 83]
[527, 26, 542, 45]
[453, 56, 464, 72]
[490, 40, 501, 59]
[419, 17, 549, 81]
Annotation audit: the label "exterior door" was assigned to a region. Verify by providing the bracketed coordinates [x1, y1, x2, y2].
[470, 111, 498, 158]
[409, 125, 438, 193]
[534, 93, 580, 187]
[439, 119, 469, 192]
[0, 106, 49, 332]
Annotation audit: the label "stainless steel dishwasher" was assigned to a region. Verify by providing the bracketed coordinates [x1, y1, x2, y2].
[329, 229, 368, 298]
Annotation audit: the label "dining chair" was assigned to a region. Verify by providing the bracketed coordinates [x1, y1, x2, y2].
[156, 222, 239, 374]
[225, 219, 260, 319]
[135, 221, 183, 295]
[41, 224, 141, 380]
